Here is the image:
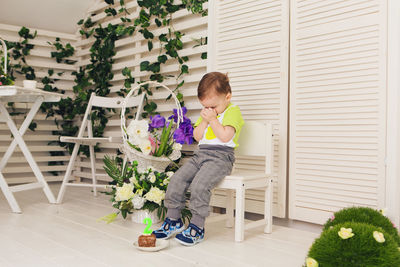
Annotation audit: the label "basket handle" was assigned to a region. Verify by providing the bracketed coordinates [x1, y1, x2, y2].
[0, 37, 7, 75]
[121, 81, 184, 142]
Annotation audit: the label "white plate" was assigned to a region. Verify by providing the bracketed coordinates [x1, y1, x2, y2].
[133, 239, 169, 252]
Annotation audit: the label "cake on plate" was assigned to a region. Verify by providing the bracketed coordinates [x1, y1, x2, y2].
[138, 233, 156, 247]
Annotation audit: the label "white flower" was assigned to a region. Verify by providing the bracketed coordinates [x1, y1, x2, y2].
[373, 231, 385, 243]
[131, 194, 146, 210]
[379, 208, 387, 216]
[144, 187, 165, 205]
[172, 143, 182, 151]
[169, 149, 181, 161]
[115, 183, 134, 202]
[338, 227, 354, 239]
[129, 135, 143, 146]
[127, 120, 149, 141]
[139, 139, 152, 155]
[148, 173, 156, 183]
[166, 171, 174, 178]
[163, 178, 170, 185]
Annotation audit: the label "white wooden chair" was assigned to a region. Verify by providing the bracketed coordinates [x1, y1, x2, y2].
[56, 92, 145, 203]
[210, 121, 274, 242]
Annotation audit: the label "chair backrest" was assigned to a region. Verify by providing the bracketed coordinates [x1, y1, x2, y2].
[75, 92, 145, 138]
[235, 121, 274, 175]
[90, 93, 145, 109]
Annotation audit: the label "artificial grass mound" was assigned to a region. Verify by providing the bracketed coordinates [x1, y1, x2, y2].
[323, 207, 400, 246]
[307, 222, 400, 267]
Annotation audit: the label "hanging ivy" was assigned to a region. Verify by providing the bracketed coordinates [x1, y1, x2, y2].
[0, 0, 207, 175]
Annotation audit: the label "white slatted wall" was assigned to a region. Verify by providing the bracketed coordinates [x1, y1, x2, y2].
[208, 0, 289, 217]
[289, 0, 387, 224]
[74, 0, 208, 182]
[0, 23, 77, 185]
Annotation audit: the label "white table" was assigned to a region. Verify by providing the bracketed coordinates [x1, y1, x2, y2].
[0, 86, 65, 213]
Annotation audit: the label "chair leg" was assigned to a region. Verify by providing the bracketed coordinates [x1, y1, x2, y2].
[264, 178, 273, 234]
[226, 189, 234, 228]
[57, 143, 80, 203]
[235, 185, 245, 242]
[89, 144, 97, 197]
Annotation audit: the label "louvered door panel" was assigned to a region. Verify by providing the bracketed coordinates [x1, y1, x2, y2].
[289, 0, 387, 224]
[208, 0, 289, 217]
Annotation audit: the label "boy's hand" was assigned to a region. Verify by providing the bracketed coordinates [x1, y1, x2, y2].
[200, 108, 217, 122]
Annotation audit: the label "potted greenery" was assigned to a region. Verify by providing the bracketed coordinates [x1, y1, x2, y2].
[22, 66, 36, 89]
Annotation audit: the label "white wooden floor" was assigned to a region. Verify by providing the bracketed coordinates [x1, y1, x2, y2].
[0, 183, 320, 267]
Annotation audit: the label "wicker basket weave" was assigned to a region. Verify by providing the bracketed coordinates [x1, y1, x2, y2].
[120, 81, 183, 173]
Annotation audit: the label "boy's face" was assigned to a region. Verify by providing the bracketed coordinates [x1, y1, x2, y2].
[199, 91, 232, 115]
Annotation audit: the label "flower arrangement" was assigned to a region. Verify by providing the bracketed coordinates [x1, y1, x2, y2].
[100, 156, 191, 223]
[122, 107, 194, 173]
[125, 107, 194, 160]
[0, 74, 14, 86]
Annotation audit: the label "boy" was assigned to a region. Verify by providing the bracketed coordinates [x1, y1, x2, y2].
[153, 72, 244, 246]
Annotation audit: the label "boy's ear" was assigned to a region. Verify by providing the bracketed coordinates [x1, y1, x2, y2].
[226, 93, 232, 101]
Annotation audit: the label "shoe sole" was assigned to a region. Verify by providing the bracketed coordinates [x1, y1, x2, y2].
[174, 236, 204, 246]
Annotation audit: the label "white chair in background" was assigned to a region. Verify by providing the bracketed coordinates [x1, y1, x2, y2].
[56, 92, 144, 203]
[211, 121, 274, 242]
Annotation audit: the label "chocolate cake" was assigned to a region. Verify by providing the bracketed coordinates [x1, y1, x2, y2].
[138, 233, 156, 247]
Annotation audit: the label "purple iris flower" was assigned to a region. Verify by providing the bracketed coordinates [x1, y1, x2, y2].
[169, 107, 187, 123]
[149, 114, 166, 131]
[173, 120, 194, 145]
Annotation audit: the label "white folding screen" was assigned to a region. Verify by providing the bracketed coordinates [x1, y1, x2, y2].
[289, 0, 387, 224]
[208, 0, 289, 217]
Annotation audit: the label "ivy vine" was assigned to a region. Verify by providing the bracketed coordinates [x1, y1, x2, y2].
[0, 0, 207, 176]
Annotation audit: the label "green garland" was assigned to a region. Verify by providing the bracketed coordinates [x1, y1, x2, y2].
[0, 0, 207, 175]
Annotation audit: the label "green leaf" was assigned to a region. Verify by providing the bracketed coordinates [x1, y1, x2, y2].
[159, 34, 167, 42]
[140, 61, 149, 71]
[201, 52, 207, 59]
[147, 40, 153, 51]
[181, 64, 189, 74]
[144, 101, 157, 114]
[157, 55, 167, 64]
[122, 67, 131, 76]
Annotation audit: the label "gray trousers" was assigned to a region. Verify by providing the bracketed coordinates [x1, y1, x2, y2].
[165, 145, 235, 228]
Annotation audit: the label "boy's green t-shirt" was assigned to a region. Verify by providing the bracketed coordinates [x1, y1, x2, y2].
[194, 103, 244, 148]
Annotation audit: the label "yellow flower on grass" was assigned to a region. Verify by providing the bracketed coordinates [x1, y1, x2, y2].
[115, 183, 134, 201]
[373, 231, 385, 243]
[338, 227, 354, 239]
[305, 257, 318, 267]
[398, 247, 400, 252]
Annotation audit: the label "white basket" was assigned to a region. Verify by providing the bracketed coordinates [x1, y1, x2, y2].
[121, 81, 184, 173]
[0, 37, 8, 75]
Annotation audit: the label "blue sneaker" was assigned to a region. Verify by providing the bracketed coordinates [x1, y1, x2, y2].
[175, 223, 204, 246]
[152, 217, 184, 239]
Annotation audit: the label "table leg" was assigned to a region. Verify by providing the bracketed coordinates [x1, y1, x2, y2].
[0, 99, 56, 206]
[0, 172, 22, 213]
[0, 98, 43, 171]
